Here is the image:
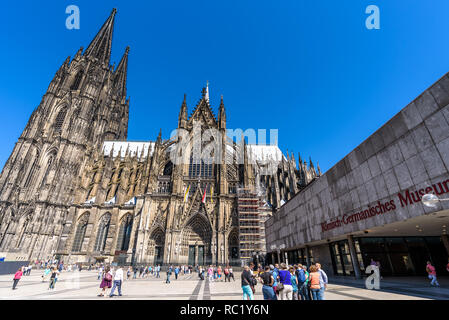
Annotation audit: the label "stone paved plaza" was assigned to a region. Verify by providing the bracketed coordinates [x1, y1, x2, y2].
[1, 270, 448, 300]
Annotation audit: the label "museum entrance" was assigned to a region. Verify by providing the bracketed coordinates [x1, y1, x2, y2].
[329, 236, 449, 276]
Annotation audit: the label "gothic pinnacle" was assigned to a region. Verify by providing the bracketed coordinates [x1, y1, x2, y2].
[113, 46, 129, 98]
[85, 9, 117, 65]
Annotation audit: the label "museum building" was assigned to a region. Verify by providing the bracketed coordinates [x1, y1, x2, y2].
[265, 72, 449, 277]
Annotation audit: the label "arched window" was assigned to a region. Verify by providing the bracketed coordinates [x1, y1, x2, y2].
[116, 214, 133, 251]
[40, 155, 54, 188]
[70, 71, 83, 90]
[94, 213, 111, 252]
[24, 155, 39, 188]
[163, 161, 173, 176]
[188, 156, 212, 177]
[72, 213, 90, 252]
[16, 214, 32, 249]
[54, 108, 67, 133]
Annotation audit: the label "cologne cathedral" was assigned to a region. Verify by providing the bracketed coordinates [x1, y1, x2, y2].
[0, 9, 320, 265]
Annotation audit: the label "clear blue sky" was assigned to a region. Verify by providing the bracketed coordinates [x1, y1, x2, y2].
[1, 1, 449, 173]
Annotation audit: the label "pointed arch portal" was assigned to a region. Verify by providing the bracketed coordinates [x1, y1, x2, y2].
[180, 213, 212, 266]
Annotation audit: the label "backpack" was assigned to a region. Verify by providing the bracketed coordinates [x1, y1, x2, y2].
[105, 272, 112, 281]
[296, 269, 306, 283]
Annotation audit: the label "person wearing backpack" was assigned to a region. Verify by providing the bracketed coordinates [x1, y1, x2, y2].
[98, 266, 112, 297]
[308, 265, 322, 300]
[299, 265, 310, 300]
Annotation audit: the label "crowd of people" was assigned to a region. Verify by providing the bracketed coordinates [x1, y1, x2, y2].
[241, 262, 328, 300]
[10, 258, 449, 298]
[197, 265, 236, 282]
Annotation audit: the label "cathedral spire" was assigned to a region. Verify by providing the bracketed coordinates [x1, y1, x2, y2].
[219, 94, 226, 129]
[113, 46, 129, 98]
[309, 156, 314, 169]
[178, 94, 188, 128]
[205, 80, 210, 103]
[85, 8, 117, 65]
[157, 128, 162, 143]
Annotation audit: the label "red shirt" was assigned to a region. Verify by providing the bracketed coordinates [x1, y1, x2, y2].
[14, 271, 23, 280]
[427, 264, 436, 276]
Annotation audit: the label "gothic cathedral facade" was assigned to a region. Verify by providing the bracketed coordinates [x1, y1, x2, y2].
[0, 10, 320, 266]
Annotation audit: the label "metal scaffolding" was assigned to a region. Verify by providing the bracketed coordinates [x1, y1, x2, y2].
[237, 187, 265, 265]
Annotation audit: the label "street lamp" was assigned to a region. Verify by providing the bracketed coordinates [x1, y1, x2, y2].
[422, 194, 449, 208]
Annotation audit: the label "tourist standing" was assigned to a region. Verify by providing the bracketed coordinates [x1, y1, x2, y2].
[42, 266, 51, 282]
[426, 261, 440, 287]
[110, 266, 124, 297]
[208, 266, 214, 282]
[229, 266, 235, 281]
[166, 266, 172, 284]
[175, 266, 179, 280]
[298, 265, 309, 300]
[198, 266, 204, 280]
[98, 266, 112, 297]
[49, 267, 59, 290]
[272, 264, 280, 298]
[224, 266, 230, 282]
[290, 266, 299, 300]
[241, 266, 254, 300]
[278, 263, 293, 300]
[12, 268, 23, 290]
[308, 265, 321, 300]
[316, 263, 328, 300]
[156, 265, 161, 278]
[259, 265, 276, 300]
[127, 266, 132, 280]
[217, 266, 222, 281]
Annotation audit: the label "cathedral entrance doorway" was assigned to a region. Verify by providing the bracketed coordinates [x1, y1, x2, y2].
[154, 246, 163, 265]
[188, 246, 196, 266]
[228, 229, 240, 266]
[180, 214, 212, 266]
[148, 228, 165, 265]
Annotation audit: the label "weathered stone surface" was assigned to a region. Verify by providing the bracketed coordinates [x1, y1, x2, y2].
[266, 71, 449, 250]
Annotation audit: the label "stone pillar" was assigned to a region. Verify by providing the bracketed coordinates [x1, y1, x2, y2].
[442, 235, 449, 255]
[347, 235, 362, 279]
[195, 245, 198, 266]
[276, 250, 280, 264]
